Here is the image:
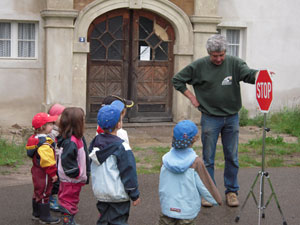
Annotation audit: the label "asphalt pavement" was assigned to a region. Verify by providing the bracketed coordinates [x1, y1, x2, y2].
[1, 167, 299, 225]
[0, 123, 299, 225]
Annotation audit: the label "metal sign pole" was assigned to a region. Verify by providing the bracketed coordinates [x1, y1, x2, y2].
[235, 114, 288, 225]
[235, 70, 287, 224]
[258, 113, 267, 225]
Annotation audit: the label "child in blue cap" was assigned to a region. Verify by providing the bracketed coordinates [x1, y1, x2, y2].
[158, 120, 222, 225]
[89, 103, 140, 225]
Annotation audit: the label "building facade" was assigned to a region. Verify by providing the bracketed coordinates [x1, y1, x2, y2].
[0, 0, 299, 127]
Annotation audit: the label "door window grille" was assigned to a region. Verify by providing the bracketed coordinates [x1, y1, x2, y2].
[138, 16, 168, 61]
[90, 16, 123, 60]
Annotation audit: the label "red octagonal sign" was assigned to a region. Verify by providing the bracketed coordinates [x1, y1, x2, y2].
[256, 70, 273, 113]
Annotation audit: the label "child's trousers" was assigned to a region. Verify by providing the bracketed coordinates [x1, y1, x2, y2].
[96, 201, 130, 225]
[158, 214, 196, 225]
[32, 166, 53, 203]
[58, 182, 84, 215]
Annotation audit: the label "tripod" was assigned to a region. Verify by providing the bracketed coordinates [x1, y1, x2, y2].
[235, 113, 287, 225]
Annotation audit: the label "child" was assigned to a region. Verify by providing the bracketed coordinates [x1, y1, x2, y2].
[89, 103, 140, 225]
[158, 120, 222, 225]
[48, 103, 65, 212]
[48, 103, 65, 141]
[26, 112, 61, 224]
[56, 107, 90, 225]
[96, 95, 134, 145]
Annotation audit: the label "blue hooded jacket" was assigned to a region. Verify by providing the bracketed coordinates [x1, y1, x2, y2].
[159, 147, 217, 219]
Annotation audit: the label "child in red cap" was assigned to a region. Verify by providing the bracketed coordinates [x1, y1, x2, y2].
[48, 103, 65, 212]
[26, 112, 61, 224]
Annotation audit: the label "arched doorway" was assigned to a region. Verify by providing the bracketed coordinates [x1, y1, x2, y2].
[86, 9, 175, 122]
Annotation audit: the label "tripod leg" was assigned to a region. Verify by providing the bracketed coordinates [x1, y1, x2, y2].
[235, 172, 260, 223]
[264, 176, 288, 225]
[258, 171, 268, 225]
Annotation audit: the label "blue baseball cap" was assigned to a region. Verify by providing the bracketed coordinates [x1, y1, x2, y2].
[172, 120, 198, 149]
[97, 105, 121, 130]
[111, 100, 125, 112]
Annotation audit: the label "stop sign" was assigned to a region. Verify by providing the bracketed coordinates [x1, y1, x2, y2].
[256, 70, 273, 113]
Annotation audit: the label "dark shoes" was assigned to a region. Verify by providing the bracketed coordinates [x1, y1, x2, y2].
[39, 202, 61, 224]
[32, 199, 40, 220]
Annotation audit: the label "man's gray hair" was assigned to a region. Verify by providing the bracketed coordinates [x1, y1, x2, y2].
[206, 34, 228, 54]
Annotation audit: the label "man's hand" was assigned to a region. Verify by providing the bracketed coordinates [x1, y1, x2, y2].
[52, 175, 58, 183]
[270, 71, 275, 78]
[132, 198, 140, 206]
[183, 90, 200, 108]
[256, 71, 275, 79]
[190, 95, 200, 107]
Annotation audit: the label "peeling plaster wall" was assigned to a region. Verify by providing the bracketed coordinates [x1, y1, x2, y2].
[0, 0, 45, 127]
[4, 0, 296, 127]
[218, 0, 300, 116]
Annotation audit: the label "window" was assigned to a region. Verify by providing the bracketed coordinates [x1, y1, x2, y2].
[217, 28, 243, 57]
[138, 16, 169, 61]
[0, 22, 37, 58]
[0, 23, 11, 57]
[226, 30, 240, 57]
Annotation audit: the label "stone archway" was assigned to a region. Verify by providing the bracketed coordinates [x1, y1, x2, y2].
[71, 0, 194, 121]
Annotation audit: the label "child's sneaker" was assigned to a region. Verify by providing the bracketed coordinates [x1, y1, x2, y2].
[49, 195, 60, 212]
[201, 198, 213, 207]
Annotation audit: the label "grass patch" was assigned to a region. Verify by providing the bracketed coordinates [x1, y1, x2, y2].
[0, 138, 26, 167]
[239, 155, 261, 167]
[247, 107, 300, 139]
[134, 135, 300, 174]
[266, 158, 284, 167]
[238, 136, 300, 168]
[134, 146, 169, 174]
[239, 106, 249, 126]
[293, 161, 300, 167]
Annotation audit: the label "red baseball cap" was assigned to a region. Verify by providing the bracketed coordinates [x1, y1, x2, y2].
[32, 112, 58, 129]
[48, 103, 65, 116]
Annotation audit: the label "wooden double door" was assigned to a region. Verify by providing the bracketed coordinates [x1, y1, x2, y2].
[86, 9, 175, 122]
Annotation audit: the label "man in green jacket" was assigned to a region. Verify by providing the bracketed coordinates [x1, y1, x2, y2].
[172, 34, 258, 207]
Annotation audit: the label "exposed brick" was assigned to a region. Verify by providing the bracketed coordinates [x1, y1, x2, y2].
[73, 0, 194, 16]
[74, 0, 95, 10]
[169, 0, 194, 16]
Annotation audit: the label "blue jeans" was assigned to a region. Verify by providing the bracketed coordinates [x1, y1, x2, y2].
[201, 113, 239, 194]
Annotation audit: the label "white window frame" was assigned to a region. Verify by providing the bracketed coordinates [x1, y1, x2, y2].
[217, 22, 247, 60]
[0, 21, 38, 59]
[217, 28, 242, 57]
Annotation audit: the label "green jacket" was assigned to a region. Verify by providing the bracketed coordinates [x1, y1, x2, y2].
[172, 55, 258, 116]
